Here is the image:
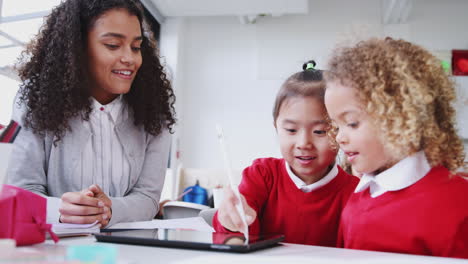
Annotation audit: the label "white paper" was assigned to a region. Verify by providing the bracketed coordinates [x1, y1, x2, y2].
[52, 220, 100, 236]
[108, 217, 215, 232]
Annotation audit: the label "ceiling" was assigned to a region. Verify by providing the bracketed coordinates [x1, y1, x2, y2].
[147, 0, 308, 17]
[141, 0, 309, 24]
[142, 0, 413, 25]
[0, 0, 413, 79]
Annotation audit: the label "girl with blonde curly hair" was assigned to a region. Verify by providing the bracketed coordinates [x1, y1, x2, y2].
[324, 37, 468, 258]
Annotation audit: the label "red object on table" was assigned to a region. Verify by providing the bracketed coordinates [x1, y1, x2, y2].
[0, 185, 59, 245]
[452, 50, 468, 76]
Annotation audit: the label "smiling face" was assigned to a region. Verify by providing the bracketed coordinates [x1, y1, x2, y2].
[325, 81, 398, 175]
[275, 96, 337, 184]
[86, 8, 143, 104]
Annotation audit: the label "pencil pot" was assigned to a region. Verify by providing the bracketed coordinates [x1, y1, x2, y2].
[182, 181, 208, 205]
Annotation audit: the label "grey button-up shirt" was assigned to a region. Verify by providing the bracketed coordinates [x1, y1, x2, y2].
[6, 99, 171, 227]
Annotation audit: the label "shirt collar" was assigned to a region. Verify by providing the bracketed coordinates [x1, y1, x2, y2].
[355, 151, 431, 197]
[285, 161, 338, 193]
[90, 95, 124, 123]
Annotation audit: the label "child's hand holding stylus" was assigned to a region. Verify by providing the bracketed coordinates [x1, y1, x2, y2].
[217, 187, 256, 232]
[216, 124, 251, 241]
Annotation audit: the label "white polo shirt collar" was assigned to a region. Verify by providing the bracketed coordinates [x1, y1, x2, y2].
[285, 161, 338, 193]
[355, 151, 431, 198]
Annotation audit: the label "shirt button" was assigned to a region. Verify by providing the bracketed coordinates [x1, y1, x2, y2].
[100, 107, 104, 111]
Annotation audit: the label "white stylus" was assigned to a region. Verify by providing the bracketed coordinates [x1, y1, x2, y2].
[216, 125, 249, 244]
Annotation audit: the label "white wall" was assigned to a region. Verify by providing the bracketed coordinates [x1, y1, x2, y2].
[160, 0, 468, 170]
[410, 0, 468, 144]
[0, 76, 20, 125]
[158, 17, 187, 199]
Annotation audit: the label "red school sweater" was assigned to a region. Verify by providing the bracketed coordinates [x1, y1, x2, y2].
[212, 158, 358, 246]
[340, 166, 468, 258]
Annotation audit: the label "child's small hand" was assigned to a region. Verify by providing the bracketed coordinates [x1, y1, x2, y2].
[218, 187, 256, 232]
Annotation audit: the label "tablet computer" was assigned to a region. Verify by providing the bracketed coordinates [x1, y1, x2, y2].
[94, 229, 284, 253]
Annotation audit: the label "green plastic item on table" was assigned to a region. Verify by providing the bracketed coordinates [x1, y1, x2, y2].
[67, 245, 117, 264]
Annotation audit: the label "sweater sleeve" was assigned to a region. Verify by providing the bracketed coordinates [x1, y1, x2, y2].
[213, 159, 272, 236]
[212, 210, 236, 233]
[108, 129, 171, 226]
[6, 99, 49, 196]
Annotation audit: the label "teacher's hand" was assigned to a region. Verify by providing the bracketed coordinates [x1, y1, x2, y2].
[59, 188, 107, 225]
[87, 184, 112, 227]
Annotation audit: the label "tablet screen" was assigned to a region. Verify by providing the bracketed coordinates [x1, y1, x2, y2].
[95, 229, 284, 253]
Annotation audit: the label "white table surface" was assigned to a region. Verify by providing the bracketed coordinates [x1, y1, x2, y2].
[6, 235, 467, 264]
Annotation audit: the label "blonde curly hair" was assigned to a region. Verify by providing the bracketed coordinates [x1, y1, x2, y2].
[325, 37, 466, 172]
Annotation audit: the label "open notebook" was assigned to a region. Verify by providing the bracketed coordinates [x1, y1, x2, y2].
[51, 221, 100, 237]
[106, 217, 215, 232]
[49, 217, 214, 238]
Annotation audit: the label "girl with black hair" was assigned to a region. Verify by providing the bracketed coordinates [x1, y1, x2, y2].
[212, 61, 358, 246]
[7, 0, 176, 227]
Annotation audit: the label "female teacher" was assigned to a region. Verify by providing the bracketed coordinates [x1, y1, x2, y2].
[7, 0, 176, 227]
